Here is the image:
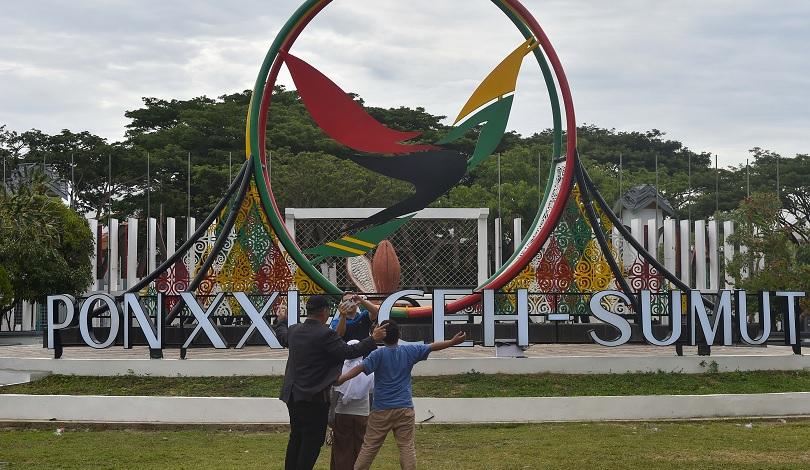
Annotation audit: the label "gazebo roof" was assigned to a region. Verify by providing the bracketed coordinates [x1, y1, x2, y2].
[614, 184, 676, 216]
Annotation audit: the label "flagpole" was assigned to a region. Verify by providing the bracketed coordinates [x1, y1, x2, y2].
[147, 151, 151, 265]
[187, 151, 191, 237]
[70, 153, 75, 209]
[746, 158, 750, 198]
[655, 153, 659, 223]
[715, 155, 719, 214]
[688, 153, 692, 223]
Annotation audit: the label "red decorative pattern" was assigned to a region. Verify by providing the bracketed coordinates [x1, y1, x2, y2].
[536, 237, 573, 292]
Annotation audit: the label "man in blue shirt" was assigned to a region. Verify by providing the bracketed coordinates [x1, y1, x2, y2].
[330, 293, 380, 342]
[336, 320, 466, 470]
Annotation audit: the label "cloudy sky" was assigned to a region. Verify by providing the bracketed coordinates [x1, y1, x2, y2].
[1, 0, 808, 167]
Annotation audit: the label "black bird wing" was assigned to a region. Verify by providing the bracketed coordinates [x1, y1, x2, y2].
[346, 149, 468, 231]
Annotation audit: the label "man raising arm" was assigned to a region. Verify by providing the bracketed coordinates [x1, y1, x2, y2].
[336, 321, 466, 470]
[272, 295, 386, 470]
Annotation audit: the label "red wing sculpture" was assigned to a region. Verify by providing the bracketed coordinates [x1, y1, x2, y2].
[282, 51, 437, 155]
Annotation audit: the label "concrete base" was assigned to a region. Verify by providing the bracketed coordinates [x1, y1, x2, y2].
[2, 393, 810, 424]
[0, 370, 50, 386]
[1, 354, 810, 377]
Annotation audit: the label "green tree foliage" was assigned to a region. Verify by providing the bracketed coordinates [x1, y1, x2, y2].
[2, 89, 808, 233]
[0, 179, 93, 320]
[726, 192, 810, 311]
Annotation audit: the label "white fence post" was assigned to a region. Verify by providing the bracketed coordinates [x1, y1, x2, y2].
[708, 220, 719, 292]
[494, 218, 502, 269]
[679, 220, 691, 288]
[663, 218, 676, 283]
[148, 217, 157, 273]
[723, 220, 735, 289]
[126, 218, 138, 290]
[694, 220, 706, 292]
[167, 217, 176, 258]
[109, 218, 119, 292]
[187, 217, 196, 242]
[647, 218, 657, 262]
[629, 218, 642, 264]
[477, 210, 489, 285]
[88, 218, 99, 292]
[285, 209, 297, 242]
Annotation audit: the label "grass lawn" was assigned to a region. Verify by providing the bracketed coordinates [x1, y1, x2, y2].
[3, 370, 810, 397]
[1, 420, 809, 469]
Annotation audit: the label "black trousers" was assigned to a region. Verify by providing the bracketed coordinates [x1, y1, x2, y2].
[285, 399, 330, 470]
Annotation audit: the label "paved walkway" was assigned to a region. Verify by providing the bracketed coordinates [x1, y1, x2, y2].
[0, 343, 800, 360]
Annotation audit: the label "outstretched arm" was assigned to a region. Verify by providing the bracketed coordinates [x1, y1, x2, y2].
[335, 310, 348, 337]
[354, 294, 380, 322]
[429, 331, 466, 352]
[336, 363, 365, 386]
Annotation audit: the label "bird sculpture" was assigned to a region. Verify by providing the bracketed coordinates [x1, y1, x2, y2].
[281, 38, 540, 261]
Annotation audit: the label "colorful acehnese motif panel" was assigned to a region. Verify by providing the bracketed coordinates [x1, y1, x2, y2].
[144, 182, 323, 316]
[502, 184, 666, 317]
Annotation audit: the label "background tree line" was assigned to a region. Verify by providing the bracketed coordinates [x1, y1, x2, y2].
[3, 86, 808, 228]
[1, 87, 809, 317]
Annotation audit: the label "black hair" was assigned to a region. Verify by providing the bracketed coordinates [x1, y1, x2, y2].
[381, 319, 400, 344]
[305, 295, 330, 314]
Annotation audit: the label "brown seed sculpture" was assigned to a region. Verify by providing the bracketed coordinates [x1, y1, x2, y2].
[372, 240, 401, 293]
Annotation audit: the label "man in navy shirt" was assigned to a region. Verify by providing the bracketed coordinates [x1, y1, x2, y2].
[330, 293, 380, 342]
[336, 320, 466, 470]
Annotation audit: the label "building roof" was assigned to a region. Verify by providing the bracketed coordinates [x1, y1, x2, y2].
[613, 184, 676, 216]
[6, 163, 69, 200]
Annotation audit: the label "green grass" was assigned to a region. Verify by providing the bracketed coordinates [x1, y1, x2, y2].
[2, 420, 810, 469]
[3, 370, 810, 397]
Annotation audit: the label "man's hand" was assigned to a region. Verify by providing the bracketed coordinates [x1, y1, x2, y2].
[371, 323, 388, 342]
[338, 299, 353, 317]
[449, 331, 467, 346]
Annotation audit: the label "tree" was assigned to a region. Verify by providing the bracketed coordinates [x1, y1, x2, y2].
[0, 180, 93, 327]
[726, 192, 810, 313]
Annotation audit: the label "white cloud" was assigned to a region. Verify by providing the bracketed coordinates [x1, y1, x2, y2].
[0, 0, 807, 167]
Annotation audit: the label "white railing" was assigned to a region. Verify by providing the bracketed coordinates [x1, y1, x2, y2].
[2, 213, 752, 332]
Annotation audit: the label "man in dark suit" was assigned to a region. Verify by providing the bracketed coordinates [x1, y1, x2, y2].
[273, 294, 386, 470]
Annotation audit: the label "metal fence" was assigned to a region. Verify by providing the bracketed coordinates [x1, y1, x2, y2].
[287, 208, 487, 291]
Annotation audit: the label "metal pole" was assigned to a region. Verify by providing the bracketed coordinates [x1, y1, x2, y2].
[715, 155, 719, 214]
[498, 153, 501, 221]
[229, 151, 232, 182]
[108, 153, 112, 292]
[108, 154, 112, 219]
[688, 153, 692, 223]
[70, 153, 75, 209]
[147, 152, 151, 218]
[187, 152, 191, 236]
[147, 151, 151, 264]
[618, 153, 623, 221]
[654, 153, 659, 221]
[746, 158, 750, 198]
[776, 154, 780, 199]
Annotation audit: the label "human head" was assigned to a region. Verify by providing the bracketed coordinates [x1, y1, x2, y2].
[380, 319, 400, 345]
[305, 295, 331, 322]
[341, 292, 360, 316]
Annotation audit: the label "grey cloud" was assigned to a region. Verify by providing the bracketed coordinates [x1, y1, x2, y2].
[0, 0, 807, 167]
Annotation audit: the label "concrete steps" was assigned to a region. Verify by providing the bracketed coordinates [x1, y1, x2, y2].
[0, 369, 50, 386]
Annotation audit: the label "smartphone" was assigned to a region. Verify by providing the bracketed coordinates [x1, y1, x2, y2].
[339, 299, 357, 311]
